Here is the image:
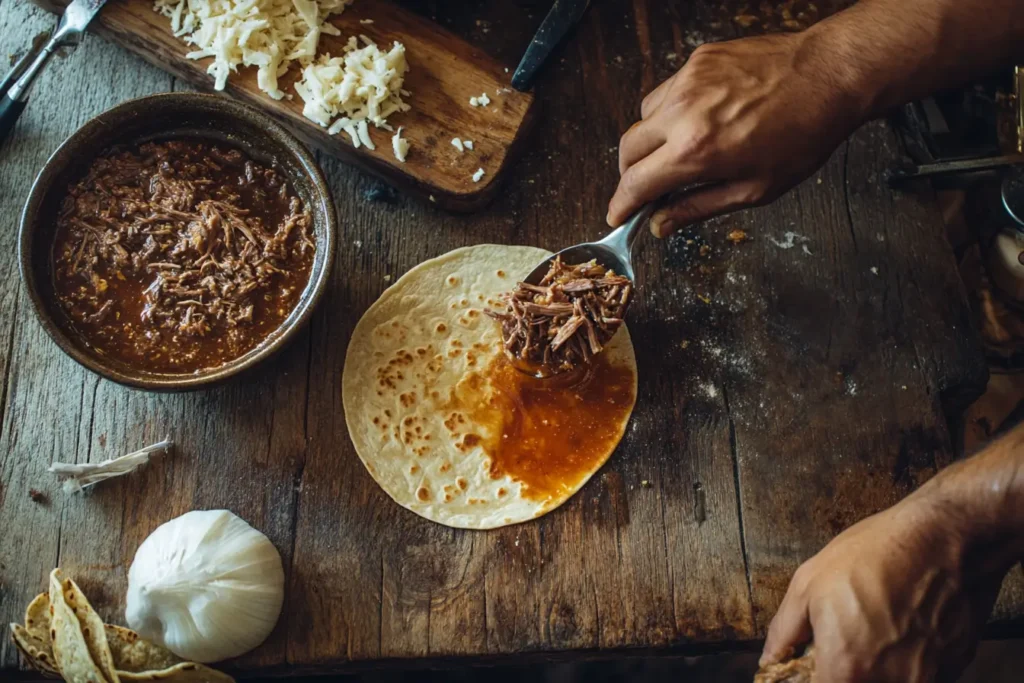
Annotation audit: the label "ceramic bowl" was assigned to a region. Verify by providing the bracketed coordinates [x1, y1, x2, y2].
[19, 93, 336, 390]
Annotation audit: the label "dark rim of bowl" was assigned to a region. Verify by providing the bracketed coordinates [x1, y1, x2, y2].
[18, 92, 337, 391]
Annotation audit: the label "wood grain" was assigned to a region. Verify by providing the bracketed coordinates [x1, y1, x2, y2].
[1, 0, 1022, 678]
[31, 0, 537, 211]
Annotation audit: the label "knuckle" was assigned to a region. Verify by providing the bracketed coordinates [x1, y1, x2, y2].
[619, 167, 644, 197]
[671, 124, 713, 161]
[684, 43, 720, 73]
[618, 123, 640, 153]
[641, 88, 664, 116]
[789, 564, 810, 589]
[788, 563, 817, 598]
[688, 43, 713, 62]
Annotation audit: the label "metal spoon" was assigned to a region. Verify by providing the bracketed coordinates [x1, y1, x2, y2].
[0, 0, 109, 149]
[522, 203, 656, 285]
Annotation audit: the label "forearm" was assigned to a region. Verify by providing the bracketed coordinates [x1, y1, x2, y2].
[804, 0, 1024, 122]
[918, 423, 1024, 571]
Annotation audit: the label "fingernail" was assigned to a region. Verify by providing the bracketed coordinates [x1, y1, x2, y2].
[606, 212, 616, 227]
[651, 218, 675, 238]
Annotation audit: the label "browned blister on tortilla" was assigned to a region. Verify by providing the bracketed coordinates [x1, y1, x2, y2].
[48, 569, 109, 683]
[63, 576, 120, 683]
[10, 623, 61, 677]
[10, 592, 58, 675]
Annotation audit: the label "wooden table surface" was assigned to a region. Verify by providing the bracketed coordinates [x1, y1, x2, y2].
[2, 0, 1023, 677]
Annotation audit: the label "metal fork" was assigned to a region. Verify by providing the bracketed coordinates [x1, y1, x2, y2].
[0, 0, 109, 149]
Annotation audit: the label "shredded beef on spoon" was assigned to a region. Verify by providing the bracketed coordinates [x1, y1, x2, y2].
[487, 256, 632, 376]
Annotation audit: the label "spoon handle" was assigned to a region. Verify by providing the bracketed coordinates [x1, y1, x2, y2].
[597, 202, 657, 258]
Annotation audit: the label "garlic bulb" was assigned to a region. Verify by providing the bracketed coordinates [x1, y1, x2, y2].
[126, 509, 284, 663]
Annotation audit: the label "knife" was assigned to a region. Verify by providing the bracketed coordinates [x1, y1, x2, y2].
[511, 0, 591, 92]
[0, 0, 109, 149]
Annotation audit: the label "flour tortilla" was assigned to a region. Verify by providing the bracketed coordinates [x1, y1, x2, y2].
[48, 570, 108, 683]
[62, 576, 120, 683]
[104, 625, 183, 673]
[12, 592, 60, 675]
[342, 245, 638, 529]
[10, 592, 231, 683]
[10, 624, 60, 677]
[118, 663, 234, 683]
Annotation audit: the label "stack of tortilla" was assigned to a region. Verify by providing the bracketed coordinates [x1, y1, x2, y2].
[9, 569, 233, 683]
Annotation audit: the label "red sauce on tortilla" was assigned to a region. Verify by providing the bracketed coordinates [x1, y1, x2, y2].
[448, 351, 635, 501]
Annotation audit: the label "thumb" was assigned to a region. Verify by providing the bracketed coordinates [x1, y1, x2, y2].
[761, 589, 812, 667]
[649, 180, 764, 238]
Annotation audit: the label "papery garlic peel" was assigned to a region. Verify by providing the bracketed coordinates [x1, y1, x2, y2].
[126, 509, 285, 663]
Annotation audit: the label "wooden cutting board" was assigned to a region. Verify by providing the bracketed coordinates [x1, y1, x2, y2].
[31, 0, 538, 211]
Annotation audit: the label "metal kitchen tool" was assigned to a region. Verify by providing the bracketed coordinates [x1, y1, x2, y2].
[512, 0, 590, 92]
[0, 0, 109, 148]
[523, 203, 655, 285]
[1015, 66, 1024, 154]
[1003, 165, 1024, 227]
[886, 154, 1024, 187]
[888, 69, 1024, 220]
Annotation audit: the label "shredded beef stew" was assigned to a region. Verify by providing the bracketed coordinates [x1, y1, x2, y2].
[52, 139, 315, 373]
[487, 256, 632, 376]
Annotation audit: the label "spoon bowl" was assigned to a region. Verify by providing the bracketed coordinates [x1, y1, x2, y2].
[523, 203, 656, 285]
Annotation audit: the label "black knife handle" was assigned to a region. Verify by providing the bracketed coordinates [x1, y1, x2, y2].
[0, 95, 27, 149]
[512, 0, 590, 92]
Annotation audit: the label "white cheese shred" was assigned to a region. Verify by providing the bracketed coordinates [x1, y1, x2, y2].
[472, 168, 485, 183]
[295, 35, 411, 153]
[153, 0, 355, 99]
[463, 139, 474, 150]
[469, 92, 491, 107]
[392, 127, 409, 162]
[50, 438, 173, 493]
[451, 137, 464, 153]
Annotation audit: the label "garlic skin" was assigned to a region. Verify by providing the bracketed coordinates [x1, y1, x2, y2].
[126, 509, 285, 663]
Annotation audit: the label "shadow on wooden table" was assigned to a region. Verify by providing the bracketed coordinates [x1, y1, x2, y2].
[242, 640, 1022, 682]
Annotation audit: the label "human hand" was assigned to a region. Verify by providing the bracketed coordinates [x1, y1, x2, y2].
[607, 31, 866, 237]
[759, 491, 1004, 683]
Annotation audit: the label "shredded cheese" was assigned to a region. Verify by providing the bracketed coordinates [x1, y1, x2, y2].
[295, 35, 411, 157]
[463, 140, 474, 150]
[472, 168, 485, 183]
[153, 0, 355, 99]
[451, 138, 464, 152]
[469, 92, 491, 107]
[392, 127, 409, 162]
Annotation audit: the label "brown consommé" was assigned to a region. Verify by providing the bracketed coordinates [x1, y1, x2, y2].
[445, 352, 636, 501]
[52, 139, 315, 374]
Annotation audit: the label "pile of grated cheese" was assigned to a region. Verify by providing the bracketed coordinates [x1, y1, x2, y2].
[294, 35, 411, 158]
[153, 0, 355, 99]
